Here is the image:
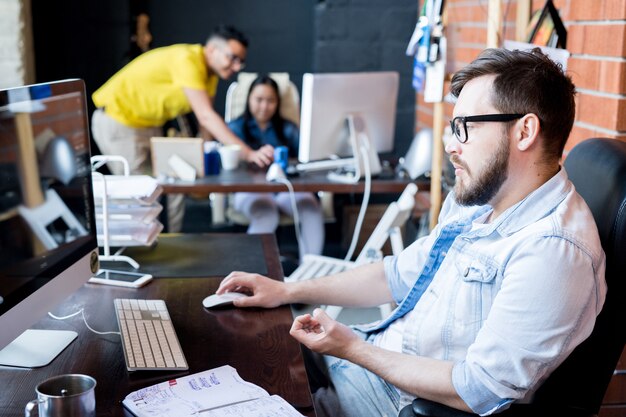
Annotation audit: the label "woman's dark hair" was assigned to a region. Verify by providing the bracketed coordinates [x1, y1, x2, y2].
[241, 75, 288, 147]
[450, 48, 576, 162]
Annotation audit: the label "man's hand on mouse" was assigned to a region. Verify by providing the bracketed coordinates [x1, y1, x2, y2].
[217, 271, 287, 308]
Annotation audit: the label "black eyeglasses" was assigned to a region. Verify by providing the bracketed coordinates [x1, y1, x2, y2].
[221, 48, 246, 69]
[450, 114, 524, 143]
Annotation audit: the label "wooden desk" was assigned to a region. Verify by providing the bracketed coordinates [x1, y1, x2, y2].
[159, 166, 429, 194]
[0, 234, 315, 417]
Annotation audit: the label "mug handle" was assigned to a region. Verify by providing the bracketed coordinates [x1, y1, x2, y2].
[24, 399, 42, 417]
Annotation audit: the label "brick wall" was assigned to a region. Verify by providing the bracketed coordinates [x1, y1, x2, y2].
[416, 0, 626, 152]
[0, 0, 35, 88]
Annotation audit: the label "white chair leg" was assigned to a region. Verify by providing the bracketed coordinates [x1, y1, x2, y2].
[379, 303, 393, 319]
[210, 193, 226, 224]
[322, 305, 343, 320]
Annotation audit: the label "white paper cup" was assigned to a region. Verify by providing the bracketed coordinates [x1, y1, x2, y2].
[218, 145, 241, 170]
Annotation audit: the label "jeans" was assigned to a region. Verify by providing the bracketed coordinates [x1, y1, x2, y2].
[309, 331, 400, 417]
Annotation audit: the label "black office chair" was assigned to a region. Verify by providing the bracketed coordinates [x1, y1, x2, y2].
[399, 138, 626, 417]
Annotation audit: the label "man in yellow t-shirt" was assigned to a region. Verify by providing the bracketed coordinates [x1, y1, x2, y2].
[91, 24, 274, 175]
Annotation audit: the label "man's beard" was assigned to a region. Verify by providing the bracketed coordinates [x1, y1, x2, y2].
[452, 137, 510, 206]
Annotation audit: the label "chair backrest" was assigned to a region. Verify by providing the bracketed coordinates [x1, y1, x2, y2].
[224, 72, 300, 124]
[531, 138, 626, 413]
[354, 183, 418, 264]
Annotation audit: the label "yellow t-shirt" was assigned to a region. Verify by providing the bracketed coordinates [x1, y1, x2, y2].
[93, 44, 218, 128]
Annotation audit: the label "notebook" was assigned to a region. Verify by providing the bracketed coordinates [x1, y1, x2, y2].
[150, 137, 204, 179]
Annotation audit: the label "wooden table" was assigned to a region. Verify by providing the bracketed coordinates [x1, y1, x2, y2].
[0, 234, 315, 417]
[159, 165, 429, 194]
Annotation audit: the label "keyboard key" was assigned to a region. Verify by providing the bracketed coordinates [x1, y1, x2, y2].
[114, 298, 188, 372]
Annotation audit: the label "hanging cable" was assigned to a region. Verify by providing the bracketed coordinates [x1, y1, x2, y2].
[48, 309, 121, 336]
[274, 177, 306, 257]
[343, 140, 372, 261]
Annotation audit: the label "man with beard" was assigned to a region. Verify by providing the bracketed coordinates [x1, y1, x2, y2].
[215, 48, 607, 417]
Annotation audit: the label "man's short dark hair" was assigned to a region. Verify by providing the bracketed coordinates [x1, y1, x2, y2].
[209, 24, 249, 48]
[450, 48, 576, 161]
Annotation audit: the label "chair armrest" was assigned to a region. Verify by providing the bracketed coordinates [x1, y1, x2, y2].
[398, 398, 598, 417]
[398, 399, 476, 417]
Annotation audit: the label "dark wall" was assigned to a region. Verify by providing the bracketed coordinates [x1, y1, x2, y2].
[31, 0, 416, 157]
[31, 0, 131, 116]
[314, 0, 417, 156]
[148, 0, 315, 117]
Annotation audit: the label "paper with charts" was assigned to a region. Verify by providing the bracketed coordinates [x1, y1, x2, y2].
[122, 365, 305, 417]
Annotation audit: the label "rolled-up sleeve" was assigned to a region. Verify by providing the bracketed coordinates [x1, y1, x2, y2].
[384, 255, 407, 304]
[451, 236, 605, 415]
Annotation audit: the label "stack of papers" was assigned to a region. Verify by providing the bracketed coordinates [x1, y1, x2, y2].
[92, 175, 163, 205]
[123, 365, 304, 417]
[92, 175, 164, 247]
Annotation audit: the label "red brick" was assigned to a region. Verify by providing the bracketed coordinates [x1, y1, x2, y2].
[568, 57, 600, 90]
[565, 128, 621, 155]
[567, 0, 602, 21]
[576, 93, 626, 131]
[447, 4, 487, 23]
[568, 24, 626, 57]
[599, 60, 626, 95]
[605, 0, 626, 20]
[445, 46, 483, 76]
[450, 24, 488, 45]
[567, 58, 626, 96]
[567, 24, 585, 54]
[569, 0, 626, 21]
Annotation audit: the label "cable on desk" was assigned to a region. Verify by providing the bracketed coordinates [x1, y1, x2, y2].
[273, 177, 306, 256]
[48, 309, 121, 336]
[343, 142, 372, 261]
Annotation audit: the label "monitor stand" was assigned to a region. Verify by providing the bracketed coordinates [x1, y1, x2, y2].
[326, 114, 382, 184]
[0, 329, 77, 368]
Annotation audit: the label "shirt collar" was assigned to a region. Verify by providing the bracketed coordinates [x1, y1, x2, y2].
[476, 168, 571, 237]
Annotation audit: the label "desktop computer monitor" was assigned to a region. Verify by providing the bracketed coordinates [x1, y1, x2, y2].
[0, 79, 98, 367]
[298, 71, 399, 176]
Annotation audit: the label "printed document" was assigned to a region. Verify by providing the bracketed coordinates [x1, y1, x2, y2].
[122, 365, 304, 417]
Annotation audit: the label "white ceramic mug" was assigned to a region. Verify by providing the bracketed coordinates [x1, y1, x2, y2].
[25, 374, 96, 417]
[218, 144, 241, 170]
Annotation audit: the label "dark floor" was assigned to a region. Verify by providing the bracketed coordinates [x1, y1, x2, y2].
[179, 194, 424, 277]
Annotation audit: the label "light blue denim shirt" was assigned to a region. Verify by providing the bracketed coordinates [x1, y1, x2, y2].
[370, 169, 606, 415]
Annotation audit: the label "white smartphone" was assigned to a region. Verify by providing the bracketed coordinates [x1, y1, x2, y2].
[88, 269, 153, 288]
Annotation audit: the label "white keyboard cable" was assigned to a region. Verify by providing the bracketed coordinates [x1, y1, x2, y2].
[48, 309, 121, 336]
[343, 141, 372, 261]
[273, 176, 306, 257]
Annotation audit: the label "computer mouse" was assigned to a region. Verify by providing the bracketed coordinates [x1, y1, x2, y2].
[202, 292, 249, 309]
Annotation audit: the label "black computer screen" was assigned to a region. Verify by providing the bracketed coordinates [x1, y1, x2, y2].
[0, 80, 97, 345]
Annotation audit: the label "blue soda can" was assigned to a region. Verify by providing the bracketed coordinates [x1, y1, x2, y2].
[204, 142, 221, 176]
[274, 146, 289, 171]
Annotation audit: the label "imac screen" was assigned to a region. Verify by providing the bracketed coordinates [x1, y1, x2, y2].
[298, 71, 399, 163]
[0, 79, 98, 362]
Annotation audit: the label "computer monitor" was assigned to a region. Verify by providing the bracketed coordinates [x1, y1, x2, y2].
[0, 79, 99, 367]
[298, 71, 399, 182]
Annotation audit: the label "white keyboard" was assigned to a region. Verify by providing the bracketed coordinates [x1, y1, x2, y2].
[114, 298, 188, 372]
[295, 157, 355, 173]
[287, 254, 355, 282]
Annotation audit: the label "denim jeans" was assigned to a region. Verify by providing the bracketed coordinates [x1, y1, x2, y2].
[310, 331, 400, 417]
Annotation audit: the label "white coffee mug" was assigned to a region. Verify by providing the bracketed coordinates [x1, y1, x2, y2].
[218, 144, 241, 170]
[25, 374, 96, 417]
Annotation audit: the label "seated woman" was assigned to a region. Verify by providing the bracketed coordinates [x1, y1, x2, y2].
[228, 75, 324, 259]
